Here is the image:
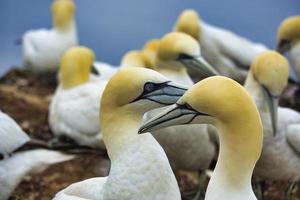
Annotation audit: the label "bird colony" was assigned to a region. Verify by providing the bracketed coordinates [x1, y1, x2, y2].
[0, 0, 300, 200]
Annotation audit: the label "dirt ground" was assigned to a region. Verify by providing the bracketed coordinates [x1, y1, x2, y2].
[1, 68, 299, 200]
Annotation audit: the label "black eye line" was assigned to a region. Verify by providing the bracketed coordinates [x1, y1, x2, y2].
[130, 81, 171, 103]
[177, 53, 201, 61]
[176, 103, 210, 116]
[261, 84, 279, 99]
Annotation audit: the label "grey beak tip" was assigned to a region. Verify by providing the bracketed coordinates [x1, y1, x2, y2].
[138, 128, 146, 134]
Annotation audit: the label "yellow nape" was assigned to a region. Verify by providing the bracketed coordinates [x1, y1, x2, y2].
[60, 46, 95, 89]
[277, 16, 300, 44]
[51, 0, 75, 30]
[143, 39, 160, 66]
[157, 32, 200, 61]
[251, 51, 289, 96]
[175, 9, 201, 41]
[120, 50, 155, 69]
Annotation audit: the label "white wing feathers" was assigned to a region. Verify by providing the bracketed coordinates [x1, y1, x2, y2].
[0, 112, 30, 156]
[0, 149, 74, 200]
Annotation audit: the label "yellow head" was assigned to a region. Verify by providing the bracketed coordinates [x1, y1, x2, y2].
[156, 32, 217, 76]
[143, 39, 160, 66]
[59, 47, 95, 89]
[277, 16, 300, 54]
[51, 0, 75, 30]
[251, 51, 289, 97]
[157, 32, 200, 62]
[175, 9, 201, 41]
[120, 50, 154, 69]
[139, 76, 262, 155]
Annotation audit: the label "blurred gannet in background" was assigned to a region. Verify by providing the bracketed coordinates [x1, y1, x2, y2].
[175, 9, 268, 83]
[277, 16, 300, 82]
[22, 0, 77, 72]
[243, 51, 300, 199]
[143, 39, 160, 66]
[147, 32, 216, 175]
[139, 76, 263, 200]
[53, 67, 186, 200]
[120, 50, 154, 69]
[49, 47, 107, 149]
[0, 111, 74, 200]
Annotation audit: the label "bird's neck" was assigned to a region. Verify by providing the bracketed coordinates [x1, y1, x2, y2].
[156, 60, 194, 86]
[101, 109, 144, 160]
[54, 20, 77, 35]
[206, 111, 262, 200]
[244, 72, 267, 112]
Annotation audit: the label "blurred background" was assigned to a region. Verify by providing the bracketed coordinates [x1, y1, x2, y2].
[0, 0, 299, 76]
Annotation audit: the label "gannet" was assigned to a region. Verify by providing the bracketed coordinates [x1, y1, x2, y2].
[120, 50, 154, 69]
[175, 9, 268, 83]
[49, 47, 107, 149]
[139, 76, 263, 200]
[143, 39, 160, 66]
[154, 32, 218, 86]
[277, 16, 300, 82]
[53, 67, 187, 200]
[146, 32, 216, 175]
[0, 111, 74, 200]
[22, 0, 78, 72]
[243, 51, 300, 198]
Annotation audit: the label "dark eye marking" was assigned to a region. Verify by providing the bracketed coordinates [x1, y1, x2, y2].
[144, 82, 155, 92]
[130, 81, 170, 103]
[177, 53, 194, 60]
[176, 103, 210, 116]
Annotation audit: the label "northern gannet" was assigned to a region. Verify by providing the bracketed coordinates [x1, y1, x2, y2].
[22, 0, 78, 72]
[53, 67, 187, 200]
[49, 47, 107, 149]
[0, 111, 74, 200]
[175, 9, 268, 83]
[139, 76, 263, 200]
[143, 39, 160, 66]
[277, 16, 300, 82]
[243, 51, 300, 199]
[146, 32, 216, 174]
[120, 50, 154, 69]
[154, 32, 218, 86]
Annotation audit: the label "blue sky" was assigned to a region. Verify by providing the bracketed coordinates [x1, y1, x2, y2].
[0, 0, 299, 76]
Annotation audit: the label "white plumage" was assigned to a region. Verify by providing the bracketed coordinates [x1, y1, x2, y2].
[0, 111, 30, 157]
[93, 61, 118, 81]
[23, 23, 77, 72]
[199, 21, 268, 82]
[49, 78, 107, 149]
[0, 149, 74, 200]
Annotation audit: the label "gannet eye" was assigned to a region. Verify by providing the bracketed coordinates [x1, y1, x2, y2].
[144, 82, 155, 92]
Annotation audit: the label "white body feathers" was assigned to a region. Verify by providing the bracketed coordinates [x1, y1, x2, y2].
[23, 22, 78, 72]
[49, 79, 107, 149]
[199, 21, 268, 82]
[0, 111, 30, 157]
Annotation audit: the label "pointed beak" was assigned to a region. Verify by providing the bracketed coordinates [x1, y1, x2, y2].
[276, 39, 291, 55]
[138, 103, 201, 134]
[132, 81, 188, 105]
[263, 86, 279, 136]
[91, 64, 100, 75]
[178, 54, 219, 78]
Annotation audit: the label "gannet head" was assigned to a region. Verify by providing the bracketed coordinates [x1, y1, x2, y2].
[100, 68, 188, 120]
[175, 9, 201, 41]
[60, 46, 96, 89]
[139, 76, 262, 137]
[277, 16, 300, 54]
[143, 39, 160, 66]
[120, 50, 155, 69]
[251, 51, 289, 136]
[156, 32, 218, 77]
[51, 0, 75, 30]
